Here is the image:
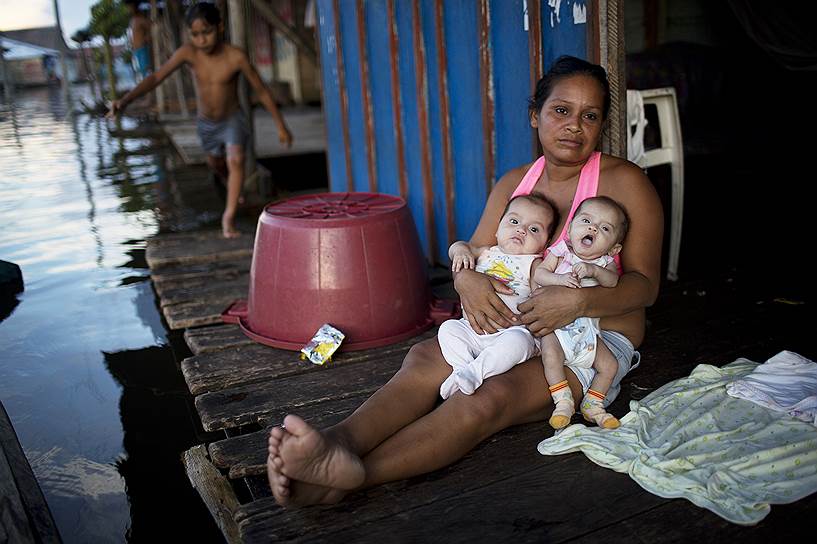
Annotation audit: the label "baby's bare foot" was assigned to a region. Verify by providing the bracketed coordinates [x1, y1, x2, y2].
[278, 414, 365, 490]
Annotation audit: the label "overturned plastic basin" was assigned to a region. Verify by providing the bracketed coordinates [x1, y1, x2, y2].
[223, 192, 440, 350]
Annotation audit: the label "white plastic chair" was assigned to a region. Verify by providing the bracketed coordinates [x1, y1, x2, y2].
[627, 87, 684, 281]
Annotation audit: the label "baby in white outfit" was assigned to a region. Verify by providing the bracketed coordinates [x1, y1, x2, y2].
[439, 194, 557, 399]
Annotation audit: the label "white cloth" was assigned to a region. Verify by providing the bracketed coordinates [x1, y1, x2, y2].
[537, 356, 817, 525]
[437, 318, 537, 399]
[726, 350, 817, 426]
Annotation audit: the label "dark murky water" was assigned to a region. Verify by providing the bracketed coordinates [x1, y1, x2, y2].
[1, 85, 224, 542]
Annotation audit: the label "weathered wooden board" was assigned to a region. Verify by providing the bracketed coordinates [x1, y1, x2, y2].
[185, 324, 255, 355]
[162, 289, 245, 330]
[193, 351, 408, 432]
[146, 229, 254, 268]
[594, 491, 817, 541]
[151, 258, 251, 285]
[0, 402, 61, 543]
[182, 329, 437, 396]
[153, 267, 249, 298]
[182, 445, 241, 544]
[158, 276, 249, 307]
[208, 396, 366, 478]
[234, 418, 663, 543]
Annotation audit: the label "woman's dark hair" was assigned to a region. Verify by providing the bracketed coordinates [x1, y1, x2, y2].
[528, 55, 611, 120]
[185, 2, 221, 27]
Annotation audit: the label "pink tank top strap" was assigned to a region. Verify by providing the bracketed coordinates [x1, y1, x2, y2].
[508, 152, 618, 272]
[554, 151, 601, 243]
[510, 156, 545, 198]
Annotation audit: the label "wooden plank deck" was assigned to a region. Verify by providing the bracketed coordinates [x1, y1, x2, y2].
[147, 227, 815, 543]
[162, 108, 326, 165]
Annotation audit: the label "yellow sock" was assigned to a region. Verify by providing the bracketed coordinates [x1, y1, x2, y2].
[548, 381, 574, 429]
[580, 389, 620, 429]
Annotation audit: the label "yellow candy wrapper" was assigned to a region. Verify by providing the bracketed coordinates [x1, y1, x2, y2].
[300, 323, 345, 365]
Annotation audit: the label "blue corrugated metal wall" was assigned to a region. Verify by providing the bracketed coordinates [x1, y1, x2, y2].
[317, 0, 588, 263]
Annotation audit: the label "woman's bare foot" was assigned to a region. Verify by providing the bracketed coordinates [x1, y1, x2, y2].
[267, 425, 349, 507]
[267, 426, 291, 502]
[277, 414, 365, 490]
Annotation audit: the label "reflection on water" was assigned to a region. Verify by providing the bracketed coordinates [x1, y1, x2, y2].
[0, 86, 223, 542]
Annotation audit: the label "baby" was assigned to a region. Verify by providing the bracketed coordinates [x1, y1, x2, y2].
[440, 194, 557, 399]
[533, 196, 629, 429]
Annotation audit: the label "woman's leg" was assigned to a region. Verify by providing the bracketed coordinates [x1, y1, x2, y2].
[271, 338, 584, 504]
[268, 337, 451, 502]
[355, 354, 583, 487]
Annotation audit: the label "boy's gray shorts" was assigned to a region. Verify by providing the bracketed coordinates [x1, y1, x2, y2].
[567, 330, 641, 407]
[196, 110, 250, 157]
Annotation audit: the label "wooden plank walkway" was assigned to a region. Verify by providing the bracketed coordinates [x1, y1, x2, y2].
[162, 108, 326, 165]
[146, 227, 815, 543]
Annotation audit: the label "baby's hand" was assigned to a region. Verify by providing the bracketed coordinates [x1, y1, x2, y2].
[572, 262, 597, 280]
[558, 273, 581, 288]
[451, 250, 475, 272]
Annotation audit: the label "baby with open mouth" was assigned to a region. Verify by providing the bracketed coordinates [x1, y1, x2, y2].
[532, 196, 630, 430]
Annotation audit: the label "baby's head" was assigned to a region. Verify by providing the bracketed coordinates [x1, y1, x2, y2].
[185, 2, 222, 51]
[567, 196, 629, 260]
[495, 194, 558, 255]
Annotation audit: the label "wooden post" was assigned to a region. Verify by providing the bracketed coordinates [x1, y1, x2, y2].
[598, 0, 626, 158]
[249, 0, 318, 64]
[0, 36, 13, 102]
[227, 0, 257, 189]
[150, 0, 166, 114]
[162, 5, 189, 117]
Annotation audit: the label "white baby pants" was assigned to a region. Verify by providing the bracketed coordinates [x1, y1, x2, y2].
[437, 318, 538, 399]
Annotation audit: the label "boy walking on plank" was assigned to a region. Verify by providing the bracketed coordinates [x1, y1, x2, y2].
[109, 2, 293, 238]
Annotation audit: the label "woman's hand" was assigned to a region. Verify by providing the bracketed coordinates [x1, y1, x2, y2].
[454, 269, 517, 334]
[517, 285, 582, 337]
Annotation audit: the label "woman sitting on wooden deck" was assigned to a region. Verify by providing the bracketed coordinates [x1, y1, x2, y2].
[267, 56, 664, 506]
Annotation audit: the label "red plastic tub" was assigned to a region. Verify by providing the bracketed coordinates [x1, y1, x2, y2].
[223, 193, 443, 350]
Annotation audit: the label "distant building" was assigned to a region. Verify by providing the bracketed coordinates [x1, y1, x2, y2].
[0, 26, 81, 87]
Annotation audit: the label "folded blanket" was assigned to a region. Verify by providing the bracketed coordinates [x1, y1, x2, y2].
[726, 351, 817, 426]
[537, 357, 817, 525]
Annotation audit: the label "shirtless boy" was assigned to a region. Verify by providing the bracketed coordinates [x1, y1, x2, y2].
[109, 2, 293, 238]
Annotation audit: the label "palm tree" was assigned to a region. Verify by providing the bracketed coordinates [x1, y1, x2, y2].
[89, 0, 129, 102]
[70, 27, 101, 102]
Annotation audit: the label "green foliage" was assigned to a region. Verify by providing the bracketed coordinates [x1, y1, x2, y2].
[88, 0, 130, 41]
[71, 28, 92, 45]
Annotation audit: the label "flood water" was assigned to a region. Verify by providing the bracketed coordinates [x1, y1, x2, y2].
[0, 86, 224, 542]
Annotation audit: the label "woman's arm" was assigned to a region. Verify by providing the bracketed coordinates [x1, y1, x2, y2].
[519, 160, 663, 336]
